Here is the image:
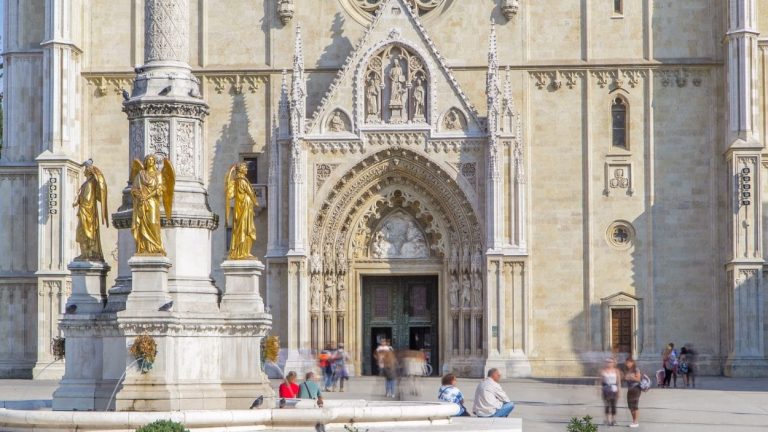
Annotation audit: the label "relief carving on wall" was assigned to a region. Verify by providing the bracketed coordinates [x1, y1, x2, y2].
[603, 163, 633, 196]
[351, 0, 446, 16]
[175, 121, 195, 177]
[148, 121, 170, 157]
[371, 212, 429, 259]
[327, 110, 350, 133]
[442, 108, 467, 131]
[364, 45, 428, 124]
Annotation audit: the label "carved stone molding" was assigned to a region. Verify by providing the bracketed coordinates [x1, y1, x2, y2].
[87, 76, 135, 96]
[60, 319, 271, 338]
[657, 68, 705, 88]
[529, 68, 710, 91]
[205, 74, 269, 94]
[123, 102, 209, 120]
[112, 214, 219, 230]
[306, 140, 366, 154]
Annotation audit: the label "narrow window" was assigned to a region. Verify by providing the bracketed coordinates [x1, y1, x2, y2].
[613, 0, 623, 15]
[242, 156, 259, 184]
[612, 97, 628, 149]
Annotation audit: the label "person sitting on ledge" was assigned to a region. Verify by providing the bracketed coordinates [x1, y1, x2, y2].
[299, 371, 324, 407]
[279, 371, 300, 399]
[472, 368, 514, 418]
[438, 373, 470, 416]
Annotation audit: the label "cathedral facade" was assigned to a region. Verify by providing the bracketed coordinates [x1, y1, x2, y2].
[2, 0, 768, 379]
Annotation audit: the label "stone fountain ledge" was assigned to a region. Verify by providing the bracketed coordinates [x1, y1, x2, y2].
[0, 400, 519, 432]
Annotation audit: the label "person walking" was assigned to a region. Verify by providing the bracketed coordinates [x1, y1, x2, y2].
[332, 343, 350, 392]
[598, 358, 621, 426]
[279, 371, 300, 399]
[624, 357, 643, 428]
[684, 343, 697, 388]
[319, 345, 334, 391]
[438, 373, 470, 417]
[472, 368, 514, 418]
[299, 371, 324, 407]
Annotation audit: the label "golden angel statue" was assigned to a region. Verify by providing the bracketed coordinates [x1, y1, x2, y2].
[130, 154, 175, 255]
[225, 162, 259, 260]
[73, 160, 109, 261]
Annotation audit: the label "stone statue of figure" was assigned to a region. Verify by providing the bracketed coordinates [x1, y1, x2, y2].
[337, 279, 347, 311]
[73, 160, 109, 261]
[471, 246, 483, 274]
[389, 59, 406, 107]
[471, 272, 483, 309]
[225, 162, 259, 260]
[413, 79, 425, 119]
[131, 154, 175, 256]
[329, 111, 345, 132]
[366, 78, 380, 119]
[310, 249, 323, 275]
[310, 274, 322, 312]
[461, 273, 471, 308]
[449, 274, 460, 309]
[324, 275, 335, 310]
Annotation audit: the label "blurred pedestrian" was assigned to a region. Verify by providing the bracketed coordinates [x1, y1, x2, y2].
[598, 358, 621, 426]
[380, 346, 397, 398]
[279, 371, 299, 399]
[438, 373, 469, 416]
[299, 371, 324, 407]
[624, 357, 642, 428]
[319, 344, 334, 391]
[332, 343, 350, 392]
[684, 343, 697, 388]
[401, 350, 425, 396]
[472, 368, 514, 418]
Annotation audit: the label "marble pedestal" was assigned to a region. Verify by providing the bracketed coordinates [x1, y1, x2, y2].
[124, 256, 172, 311]
[220, 260, 265, 313]
[52, 261, 111, 411]
[66, 261, 111, 314]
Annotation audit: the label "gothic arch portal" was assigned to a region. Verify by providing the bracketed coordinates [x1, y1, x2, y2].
[307, 147, 485, 367]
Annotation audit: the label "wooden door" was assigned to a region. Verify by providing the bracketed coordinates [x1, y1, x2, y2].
[362, 276, 438, 375]
[611, 308, 632, 355]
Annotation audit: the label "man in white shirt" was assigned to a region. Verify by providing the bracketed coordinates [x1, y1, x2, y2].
[472, 368, 515, 417]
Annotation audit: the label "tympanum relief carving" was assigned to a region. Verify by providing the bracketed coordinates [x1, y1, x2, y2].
[371, 212, 429, 259]
[365, 45, 428, 124]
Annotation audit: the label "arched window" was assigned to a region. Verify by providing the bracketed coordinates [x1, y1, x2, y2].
[612, 97, 628, 149]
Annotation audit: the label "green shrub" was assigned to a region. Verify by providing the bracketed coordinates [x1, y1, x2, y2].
[135, 420, 189, 432]
[566, 415, 597, 432]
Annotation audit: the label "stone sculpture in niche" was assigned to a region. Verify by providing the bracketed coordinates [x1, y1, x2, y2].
[323, 275, 335, 310]
[461, 273, 471, 308]
[449, 274, 460, 309]
[443, 108, 465, 131]
[413, 78, 426, 121]
[371, 213, 428, 259]
[389, 57, 407, 120]
[329, 111, 346, 132]
[337, 280, 347, 311]
[364, 44, 428, 124]
[471, 272, 483, 309]
[366, 78, 381, 121]
[310, 274, 322, 312]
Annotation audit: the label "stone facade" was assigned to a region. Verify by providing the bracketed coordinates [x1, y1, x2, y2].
[2, 0, 768, 378]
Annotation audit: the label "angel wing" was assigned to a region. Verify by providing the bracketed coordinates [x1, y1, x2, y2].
[161, 158, 175, 218]
[91, 165, 109, 227]
[130, 159, 144, 184]
[224, 164, 237, 228]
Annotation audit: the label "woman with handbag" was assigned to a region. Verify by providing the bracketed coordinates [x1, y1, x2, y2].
[624, 357, 642, 428]
[598, 358, 621, 426]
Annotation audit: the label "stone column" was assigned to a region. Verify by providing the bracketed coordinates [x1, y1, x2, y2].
[724, 0, 768, 376]
[113, 0, 218, 313]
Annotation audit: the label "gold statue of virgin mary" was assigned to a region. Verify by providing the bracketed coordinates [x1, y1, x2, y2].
[225, 162, 259, 260]
[73, 160, 109, 261]
[130, 154, 175, 255]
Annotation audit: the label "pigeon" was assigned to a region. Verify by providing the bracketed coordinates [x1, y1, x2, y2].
[278, 398, 286, 409]
[188, 87, 201, 99]
[249, 395, 263, 409]
[158, 301, 173, 312]
[159, 85, 172, 96]
[65, 304, 77, 314]
[314, 423, 326, 432]
[133, 64, 144, 74]
[122, 90, 130, 101]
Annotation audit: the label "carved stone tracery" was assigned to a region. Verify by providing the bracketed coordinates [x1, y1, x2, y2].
[364, 44, 428, 124]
